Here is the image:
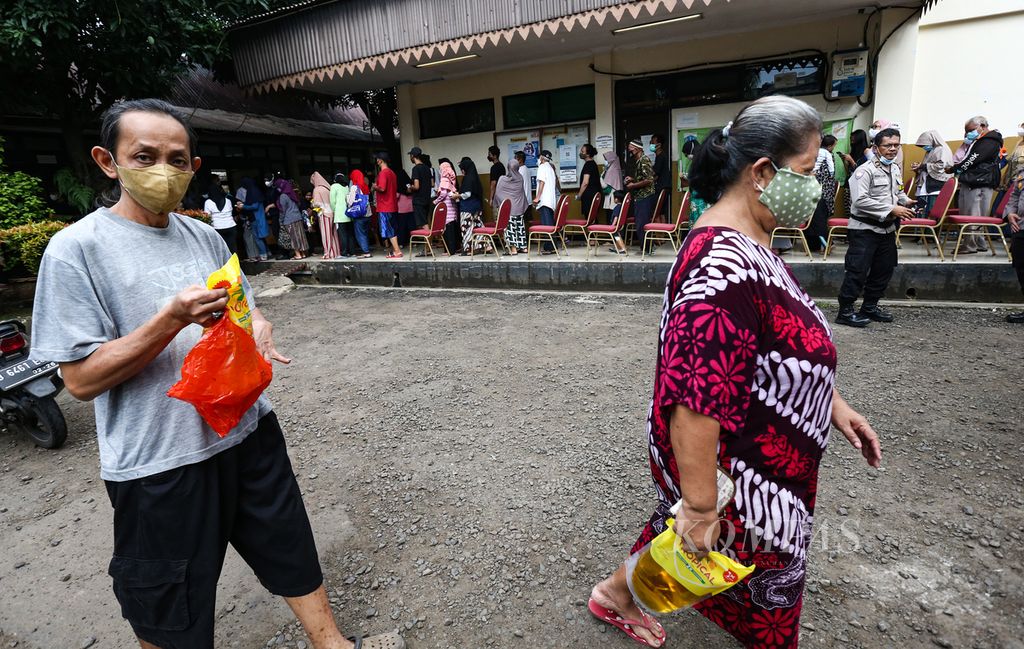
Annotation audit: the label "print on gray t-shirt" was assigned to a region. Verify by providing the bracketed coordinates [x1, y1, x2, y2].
[30, 208, 271, 481]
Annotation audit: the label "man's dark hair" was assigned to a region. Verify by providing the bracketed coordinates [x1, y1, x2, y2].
[821, 134, 838, 148]
[613, 189, 627, 201]
[488, 145, 501, 157]
[100, 98, 198, 159]
[873, 128, 901, 146]
[514, 150, 526, 161]
[651, 134, 665, 145]
[98, 98, 200, 206]
[581, 143, 597, 157]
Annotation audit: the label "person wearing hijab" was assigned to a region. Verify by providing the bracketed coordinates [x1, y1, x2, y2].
[395, 167, 415, 247]
[348, 169, 372, 258]
[311, 172, 341, 259]
[457, 156, 486, 254]
[236, 177, 270, 260]
[435, 159, 459, 256]
[275, 178, 308, 259]
[912, 130, 953, 215]
[601, 150, 624, 220]
[494, 159, 529, 255]
[868, 118, 904, 167]
[330, 172, 355, 257]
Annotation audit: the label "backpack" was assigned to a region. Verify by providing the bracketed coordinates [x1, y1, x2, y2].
[346, 187, 368, 218]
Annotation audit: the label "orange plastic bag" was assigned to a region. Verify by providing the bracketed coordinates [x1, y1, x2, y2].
[167, 255, 272, 436]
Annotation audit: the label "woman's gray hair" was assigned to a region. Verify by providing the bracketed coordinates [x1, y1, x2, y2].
[689, 95, 823, 202]
[969, 115, 989, 128]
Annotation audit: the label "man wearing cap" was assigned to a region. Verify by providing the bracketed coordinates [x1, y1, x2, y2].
[533, 149, 559, 253]
[407, 147, 432, 229]
[624, 139, 656, 240]
[371, 151, 402, 258]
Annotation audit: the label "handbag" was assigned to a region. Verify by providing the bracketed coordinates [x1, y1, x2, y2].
[346, 187, 369, 218]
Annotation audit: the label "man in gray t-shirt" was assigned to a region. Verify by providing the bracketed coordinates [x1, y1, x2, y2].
[33, 205, 272, 480]
[30, 100, 398, 649]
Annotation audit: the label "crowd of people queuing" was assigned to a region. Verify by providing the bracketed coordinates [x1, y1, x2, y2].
[183, 109, 1024, 322]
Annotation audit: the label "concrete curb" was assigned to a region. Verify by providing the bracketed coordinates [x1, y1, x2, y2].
[243, 259, 1023, 304]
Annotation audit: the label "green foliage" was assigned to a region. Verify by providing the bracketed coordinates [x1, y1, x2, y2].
[0, 138, 50, 229]
[54, 168, 95, 215]
[0, 1, 271, 122]
[0, 220, 66, 274]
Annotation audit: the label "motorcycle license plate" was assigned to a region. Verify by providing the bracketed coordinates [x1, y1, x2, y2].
[0, 359, 58, 391]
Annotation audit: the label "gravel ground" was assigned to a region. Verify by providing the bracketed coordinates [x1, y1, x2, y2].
[0, 288, 1021, 649]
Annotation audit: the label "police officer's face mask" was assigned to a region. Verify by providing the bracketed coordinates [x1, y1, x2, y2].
[755, 162, 822, 229]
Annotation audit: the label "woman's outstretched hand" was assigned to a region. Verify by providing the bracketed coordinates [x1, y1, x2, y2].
[831, 389, 882, 468]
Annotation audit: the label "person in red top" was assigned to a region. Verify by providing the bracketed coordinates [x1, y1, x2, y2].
[372, 151, 402, 258]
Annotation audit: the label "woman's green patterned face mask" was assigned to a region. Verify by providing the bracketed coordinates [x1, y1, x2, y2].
[755, 162, 822, 229]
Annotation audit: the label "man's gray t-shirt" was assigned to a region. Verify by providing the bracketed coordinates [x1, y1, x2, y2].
[30, 208, 272, 482]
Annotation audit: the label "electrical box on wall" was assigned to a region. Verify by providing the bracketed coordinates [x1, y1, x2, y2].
[829, 49, 869, 98]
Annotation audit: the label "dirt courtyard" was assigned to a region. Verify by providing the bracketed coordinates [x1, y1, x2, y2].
[1, 288, 1021, 649]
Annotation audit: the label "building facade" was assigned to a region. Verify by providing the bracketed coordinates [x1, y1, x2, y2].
[229, 0, 1024, 218]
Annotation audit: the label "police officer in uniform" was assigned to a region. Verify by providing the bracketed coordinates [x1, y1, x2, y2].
[836, 127, 916, 327]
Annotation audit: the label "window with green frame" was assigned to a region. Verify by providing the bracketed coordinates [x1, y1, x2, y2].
[503, 85, 595, 129]
[418, 99, 496, 139]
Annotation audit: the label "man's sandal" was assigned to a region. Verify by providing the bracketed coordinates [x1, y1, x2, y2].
[347, 631, 405, 649]
[588, 598, 666, 647]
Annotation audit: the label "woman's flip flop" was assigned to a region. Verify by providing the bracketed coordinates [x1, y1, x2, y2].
[588, 598, 666, 647]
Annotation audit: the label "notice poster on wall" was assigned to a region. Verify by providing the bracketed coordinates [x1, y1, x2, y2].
[542, 123, 591, 189]
[676, 127, 719, 189]
[595, 134, 614, 153]
[823, 118, 854, 186]
[501, 130, 541, 168]
[558, 143, 577, 185]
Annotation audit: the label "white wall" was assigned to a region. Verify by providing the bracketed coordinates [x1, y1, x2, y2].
[909, 5, 1024, 141]
[404, 12, 881, 166]
[405, 55, 599, 168]
[874, 9, 921, 134]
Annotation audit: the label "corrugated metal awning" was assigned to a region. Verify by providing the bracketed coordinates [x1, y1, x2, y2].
[228, 0, 930, 95]
[229, 0, 719, 93]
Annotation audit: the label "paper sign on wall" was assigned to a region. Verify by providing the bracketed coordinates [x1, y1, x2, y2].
[675, 113, 699, 129]
[595, 134, 614, 152]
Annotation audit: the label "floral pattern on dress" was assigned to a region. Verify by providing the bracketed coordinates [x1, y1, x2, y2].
[632, 226, 837, 649]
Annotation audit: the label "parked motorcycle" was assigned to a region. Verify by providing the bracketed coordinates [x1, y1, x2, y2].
[0, 319, 67, 448]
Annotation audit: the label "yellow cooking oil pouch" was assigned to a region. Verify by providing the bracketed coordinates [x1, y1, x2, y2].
[206, 254, 253, 334]
[627, 518, 755, 614]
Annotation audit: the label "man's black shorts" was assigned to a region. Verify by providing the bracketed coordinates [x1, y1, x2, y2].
[104, 411, 322, 649]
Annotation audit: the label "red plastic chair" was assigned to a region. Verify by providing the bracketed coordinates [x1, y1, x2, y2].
[564, 194, 602, 244]
[586, 192, 632, 259]
[896, 177, 957, 261]
[470, 199, 512, 258]
[408, 202, 450, 259]
[992, 187, 1013, 217]
[947, 205, 1010, 261]
[642, 190, 690, 259]
[528, 195, 570, 257]
[651, 188, 669, 224]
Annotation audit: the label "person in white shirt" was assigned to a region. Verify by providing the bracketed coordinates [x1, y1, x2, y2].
[204, 180, 237, 254]
[532, 150, 559, 254]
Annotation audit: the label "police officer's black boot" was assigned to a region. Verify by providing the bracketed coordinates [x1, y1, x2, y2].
[859, 303, 894, 323]
[1007, 312, 1024, 324]
[836, 304, 870, 328]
